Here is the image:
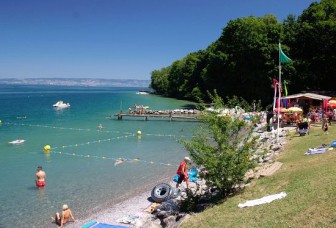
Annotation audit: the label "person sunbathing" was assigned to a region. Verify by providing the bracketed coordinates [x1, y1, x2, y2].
[54, 204, 77, 227]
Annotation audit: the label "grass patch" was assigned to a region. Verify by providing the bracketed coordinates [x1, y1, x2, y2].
[182, 124, 336, 227]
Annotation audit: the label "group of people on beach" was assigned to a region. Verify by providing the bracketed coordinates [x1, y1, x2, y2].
[35, 166, 77, 227]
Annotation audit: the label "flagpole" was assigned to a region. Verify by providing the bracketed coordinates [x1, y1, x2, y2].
[277, 43, 281, 142]
[273, 82, 278, 111]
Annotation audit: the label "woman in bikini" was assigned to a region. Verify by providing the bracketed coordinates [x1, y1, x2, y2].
[54, 204, 77, 227]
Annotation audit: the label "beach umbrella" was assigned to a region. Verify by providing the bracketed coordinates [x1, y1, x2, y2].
[327, 100, 336, 107]
[287, 107, 303, 112]
[274, 107, 288, 113]
[327, 102, 336, 108]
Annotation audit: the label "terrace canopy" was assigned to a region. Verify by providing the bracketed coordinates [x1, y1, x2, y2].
[281, 93, 331, 113]
[281, 93, 331, 101]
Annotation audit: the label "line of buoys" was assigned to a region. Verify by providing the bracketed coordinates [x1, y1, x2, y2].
[50, 134, 135, 150]
[2, 122, 185, 138]
[2, 122, 122, 134]
[38, 129, 182, 151]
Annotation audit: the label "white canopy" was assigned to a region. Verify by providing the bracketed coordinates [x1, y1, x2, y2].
[281, 93, 331, 101]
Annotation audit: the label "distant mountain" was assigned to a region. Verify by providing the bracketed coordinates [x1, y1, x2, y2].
[0, 78, 150, 87]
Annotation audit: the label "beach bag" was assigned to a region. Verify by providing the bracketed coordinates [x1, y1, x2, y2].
[331, 141, 336, 147]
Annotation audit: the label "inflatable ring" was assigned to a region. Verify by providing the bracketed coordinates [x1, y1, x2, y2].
[151, 183, 173, 203]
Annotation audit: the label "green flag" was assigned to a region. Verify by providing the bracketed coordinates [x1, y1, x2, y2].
[279, 43, 292, 63]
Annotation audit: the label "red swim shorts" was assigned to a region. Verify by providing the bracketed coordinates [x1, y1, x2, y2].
[37, 181, 45, 187]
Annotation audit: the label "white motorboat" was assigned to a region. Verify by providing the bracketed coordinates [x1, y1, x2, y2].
[53, 101, 70, 109]
[136, 91, 149, 95]
[9, 139, 25, 144]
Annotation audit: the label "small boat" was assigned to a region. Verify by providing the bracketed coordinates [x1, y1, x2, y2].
[9, 139, 25, 144]
[53, 101, 70, 109]
[136, 91, 149, 95]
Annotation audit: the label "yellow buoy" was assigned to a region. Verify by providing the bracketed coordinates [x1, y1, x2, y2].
[137, 130, 141, 135]
[44, 145, 51, 151]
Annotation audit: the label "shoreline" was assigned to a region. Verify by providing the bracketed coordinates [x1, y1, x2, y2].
[67, 126, 296, 228]
[66, 176, 174, 227]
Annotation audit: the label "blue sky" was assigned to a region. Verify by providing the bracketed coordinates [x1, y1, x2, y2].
[0, 0, 317, 80]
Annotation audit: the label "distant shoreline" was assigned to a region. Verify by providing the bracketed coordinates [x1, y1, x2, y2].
[0, 78, 151, 88]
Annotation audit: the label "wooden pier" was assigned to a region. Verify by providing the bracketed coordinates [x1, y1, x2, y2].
[113, 113, 200, 121]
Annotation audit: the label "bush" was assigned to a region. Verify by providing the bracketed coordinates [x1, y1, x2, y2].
[183, 92, 258, 196]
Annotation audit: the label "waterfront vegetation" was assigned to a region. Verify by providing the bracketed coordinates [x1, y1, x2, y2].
[150, 0, 336, 105]
[182, 124, 336, 227]
[183, 94, 258, 195]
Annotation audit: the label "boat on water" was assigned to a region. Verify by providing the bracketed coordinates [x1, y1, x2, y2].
[136, 91, 149, 95]
[8, 139, 25, 144]
[53, 101, 70, 109]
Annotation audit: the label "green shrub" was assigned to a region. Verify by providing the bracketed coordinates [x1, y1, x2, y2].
[183, 92, 258, 195]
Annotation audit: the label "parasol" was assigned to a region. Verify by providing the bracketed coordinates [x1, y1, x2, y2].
[287, 107, 303, 112]
[327, 102, 336, 108]
[274, 107, 288, 113]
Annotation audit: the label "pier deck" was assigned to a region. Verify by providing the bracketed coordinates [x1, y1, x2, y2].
[113, 113, 200, 121]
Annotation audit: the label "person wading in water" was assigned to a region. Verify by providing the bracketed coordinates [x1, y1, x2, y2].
[35, 166, 46, 188]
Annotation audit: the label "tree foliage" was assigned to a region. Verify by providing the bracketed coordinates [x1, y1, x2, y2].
[183, 93, 257, 194]
[150, 0, 335, 104]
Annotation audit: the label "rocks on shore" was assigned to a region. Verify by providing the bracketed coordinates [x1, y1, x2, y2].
[137, 125, 295, 227]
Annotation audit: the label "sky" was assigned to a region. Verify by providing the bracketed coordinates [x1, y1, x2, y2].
[0, 0, 317, 80]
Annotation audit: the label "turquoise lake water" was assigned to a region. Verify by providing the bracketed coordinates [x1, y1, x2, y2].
[0, 85, 198, 227]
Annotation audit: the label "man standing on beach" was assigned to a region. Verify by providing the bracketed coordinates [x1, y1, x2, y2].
[35, 166, 46, 188]
[176, 157, 190, 189]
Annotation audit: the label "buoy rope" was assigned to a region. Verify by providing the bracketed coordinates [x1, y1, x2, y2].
[49, 134, 182, 150]
[50, 134, 136, 150]
[2, 122, 122, 133]
[2, 122, 186, 138]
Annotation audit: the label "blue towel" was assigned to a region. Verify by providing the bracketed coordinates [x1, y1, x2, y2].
[81, 221, 127, 228]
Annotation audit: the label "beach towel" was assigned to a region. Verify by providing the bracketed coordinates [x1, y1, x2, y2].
[238, 192, 287, 208]
[81, 221, 127, 228]
[305, 147, 330, 155]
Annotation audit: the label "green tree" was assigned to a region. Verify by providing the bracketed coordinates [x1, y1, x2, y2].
[183, 93, 257, 195]
[216, 15, 282, 103]
[291, 0, 336, 91]
[150, 67, 170, 95]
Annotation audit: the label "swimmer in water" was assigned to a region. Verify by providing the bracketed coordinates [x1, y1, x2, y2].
[98, 124, 103, 131]
[114, 158, 126, 166]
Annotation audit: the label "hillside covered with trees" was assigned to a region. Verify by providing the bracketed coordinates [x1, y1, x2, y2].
[150, 0, 336, 105]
